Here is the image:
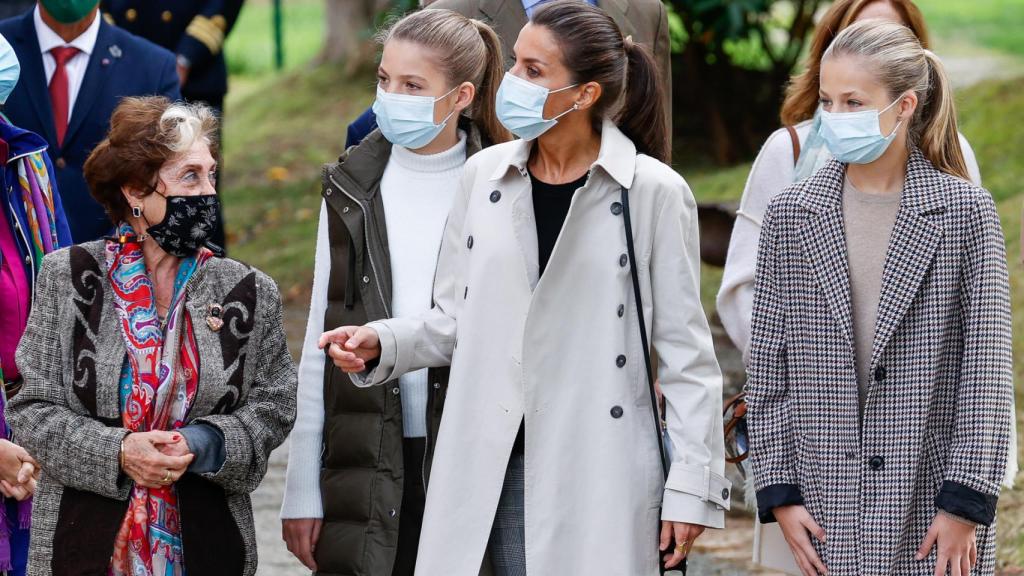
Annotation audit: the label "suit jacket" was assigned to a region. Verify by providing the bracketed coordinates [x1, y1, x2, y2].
[9, 240, 297, 576]
[0, 11, 180, 243]
[746, 150, 1013, 575]
[102, 0, 244, 107]
[348, 0, 673, 150]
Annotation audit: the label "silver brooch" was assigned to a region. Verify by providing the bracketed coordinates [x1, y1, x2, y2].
[206, 303, 224, 332]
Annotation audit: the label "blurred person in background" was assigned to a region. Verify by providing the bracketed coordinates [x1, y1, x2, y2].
[0, 0, 180, 243]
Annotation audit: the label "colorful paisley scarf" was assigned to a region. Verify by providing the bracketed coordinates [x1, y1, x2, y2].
[105, 223, 212, 576]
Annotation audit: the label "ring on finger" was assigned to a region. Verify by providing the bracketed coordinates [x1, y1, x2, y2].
[675, 541, 689, 553]
[162, 470, 172, 484]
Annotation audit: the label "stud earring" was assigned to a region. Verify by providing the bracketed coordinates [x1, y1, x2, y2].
[131, 205, 143, 218]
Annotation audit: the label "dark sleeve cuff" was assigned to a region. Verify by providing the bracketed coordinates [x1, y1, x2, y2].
[179, 423, 227, 475]
[935, 480, 997, 527]
[756, 483, 804, 524]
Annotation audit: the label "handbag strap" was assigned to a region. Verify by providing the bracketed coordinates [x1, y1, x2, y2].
[620, 186, 670, 481]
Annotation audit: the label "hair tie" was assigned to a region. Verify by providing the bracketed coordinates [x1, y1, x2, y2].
[624, 35, 634, 51]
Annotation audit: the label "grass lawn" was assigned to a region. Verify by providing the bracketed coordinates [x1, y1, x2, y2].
[218, 0, 1024, 567]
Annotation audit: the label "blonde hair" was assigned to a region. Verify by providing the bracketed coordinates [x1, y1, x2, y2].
[823, 20, 969, 180]
[379, 10, 511, 144]
[781, 0, 930, 126]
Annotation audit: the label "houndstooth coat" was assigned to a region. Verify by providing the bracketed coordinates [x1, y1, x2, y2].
[745, 149, 1013, 575]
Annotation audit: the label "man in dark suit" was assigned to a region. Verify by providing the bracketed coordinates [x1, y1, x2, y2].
[346, 0, 672, 149]
[0, 0, 180, 242]
[0, 1, 35, 21]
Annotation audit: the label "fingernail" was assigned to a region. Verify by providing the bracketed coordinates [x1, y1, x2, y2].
[915, 554, 922, 560]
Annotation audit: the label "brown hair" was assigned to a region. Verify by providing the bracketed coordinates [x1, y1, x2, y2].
[780, 0, 930, 125]
[531, 1, 669, 163]
[84, 96, 219, 223]
[825, 21, 968, 179]
[380, 10, 511, 144]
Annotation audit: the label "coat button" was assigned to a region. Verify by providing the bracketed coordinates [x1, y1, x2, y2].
[362, 276, 370, 284]
[162, 10, 173, 22]
[874, 366, 887, 382]
[24, 255, 31, 265]
[342, 206, 350, 214]
[392, 387, 400, 395]
[610, 406, 623, 418]
[389, 508, 397, 518]
[125, 8, 137, 21]
[868, 455, 884, 470]
[55, 158, 66, 169]
[467, 235, 474, 249]
[325, 187, 333, 196]
[490, 190, 501, 203]
[617, 304, 624, 318]
[619, 253, 628, 267]
[721, 488, 730, 500]
[610, 202, 623, 216]
[433, 382, 441, 389]
[616, 355, 626, 368]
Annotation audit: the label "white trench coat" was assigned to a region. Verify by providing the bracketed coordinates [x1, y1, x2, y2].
[357, 121, 729, 575]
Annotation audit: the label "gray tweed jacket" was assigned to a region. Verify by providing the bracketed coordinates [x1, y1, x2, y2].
[8, 239, 297, 576]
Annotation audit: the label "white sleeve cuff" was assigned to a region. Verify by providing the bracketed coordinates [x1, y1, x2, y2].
[660, 464, 730, 528]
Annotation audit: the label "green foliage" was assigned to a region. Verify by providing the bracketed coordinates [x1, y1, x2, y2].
[224, 0, 324, 77]
[917, 0, 1024, 57]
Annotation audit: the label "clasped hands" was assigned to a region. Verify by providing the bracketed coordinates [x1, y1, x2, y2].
[120, 431, 195, 489]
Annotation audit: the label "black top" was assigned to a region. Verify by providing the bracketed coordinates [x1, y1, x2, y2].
[512, 170, 589, 454]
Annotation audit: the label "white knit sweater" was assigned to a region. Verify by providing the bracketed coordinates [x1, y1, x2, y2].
[280, 133, 467, 519]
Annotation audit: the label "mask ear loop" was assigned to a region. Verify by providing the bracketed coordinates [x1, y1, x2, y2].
[546, 83, 583, 122]
[879, 94, 907, 139]
[434, 85, 463, 128]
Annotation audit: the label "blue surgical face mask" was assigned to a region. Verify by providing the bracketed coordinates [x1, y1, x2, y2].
[372, 85, 459, 149]
[818, 96, 905, 164]
[496, 72, 578, 140]
[0, 34, 20, 105]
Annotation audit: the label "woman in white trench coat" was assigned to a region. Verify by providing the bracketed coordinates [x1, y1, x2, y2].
[321, 2, 730, 575]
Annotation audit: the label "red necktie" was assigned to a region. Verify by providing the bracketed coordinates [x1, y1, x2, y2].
[48, 46, 79, 147]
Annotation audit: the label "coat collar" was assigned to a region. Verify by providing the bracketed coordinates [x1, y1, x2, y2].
[488, 119, 637, 189]
[332, 115, 486, 201]
[795, 147, 949, 373]
[797, 148, 948, 216]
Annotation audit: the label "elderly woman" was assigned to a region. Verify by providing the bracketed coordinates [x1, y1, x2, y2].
[7, 96, 296, 576]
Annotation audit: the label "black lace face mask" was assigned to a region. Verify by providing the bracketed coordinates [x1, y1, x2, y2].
[146, 194, 221, 258]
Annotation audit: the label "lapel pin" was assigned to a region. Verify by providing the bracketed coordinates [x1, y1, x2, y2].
[206, 303, 224, 332]
[109, 45, 122, 59]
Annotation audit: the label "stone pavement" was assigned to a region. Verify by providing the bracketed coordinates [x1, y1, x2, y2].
[250, 438, 774, 575]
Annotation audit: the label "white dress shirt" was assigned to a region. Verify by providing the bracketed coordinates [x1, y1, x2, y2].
[34, 5, 100, 118]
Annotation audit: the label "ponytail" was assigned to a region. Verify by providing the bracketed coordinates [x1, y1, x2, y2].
[618, 39, 669, 164]
[532, 1, 670, 163]
[382, 9, 511, 145]
[826, 20, 971, 181]
[917, 51, 969, 181]
[471, 20, 513, 144]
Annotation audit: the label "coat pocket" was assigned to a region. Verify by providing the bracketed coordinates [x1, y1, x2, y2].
[922, 430, 948, 493]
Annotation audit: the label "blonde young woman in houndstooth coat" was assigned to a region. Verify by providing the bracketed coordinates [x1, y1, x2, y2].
[746, 21, 1013, 576]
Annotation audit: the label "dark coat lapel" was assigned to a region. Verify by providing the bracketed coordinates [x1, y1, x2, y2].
[797, 159, 855, 354]
[64, 19, 117, 150]
[869, 150, 946, 368]
[11, 12, 58, 147]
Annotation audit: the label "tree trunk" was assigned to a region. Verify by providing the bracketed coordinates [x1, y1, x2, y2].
[321, 0, 390, 73]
